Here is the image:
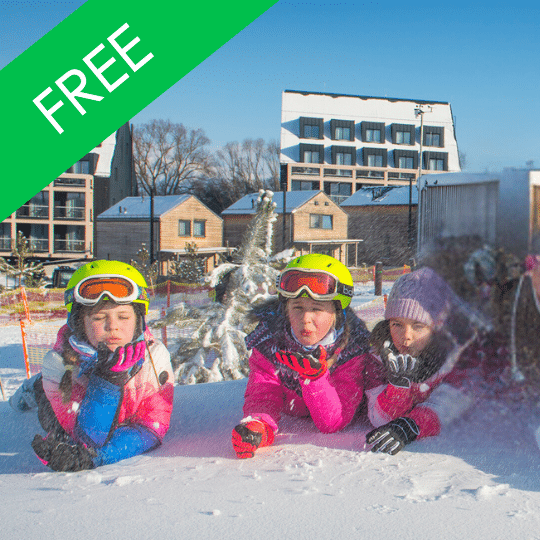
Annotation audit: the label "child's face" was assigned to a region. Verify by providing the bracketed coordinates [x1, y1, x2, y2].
[286, 296, 336, 347]
[389, 317, 433, 357]
[83, 303, 137, 351]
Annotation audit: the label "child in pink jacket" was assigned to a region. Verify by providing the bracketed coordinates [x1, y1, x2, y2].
[27, 260, 174, 472]
[366, 267, 477, 455]
[232, 254, 385, 459]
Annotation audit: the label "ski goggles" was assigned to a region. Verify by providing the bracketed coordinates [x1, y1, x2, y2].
[65, 274, 148, 307]
[277, 269, 353, 301]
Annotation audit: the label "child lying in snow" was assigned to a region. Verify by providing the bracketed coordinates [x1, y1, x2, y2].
[11, 260, 174, 471]
[366, 267, 478, 455]
[232, 254, 385, 458]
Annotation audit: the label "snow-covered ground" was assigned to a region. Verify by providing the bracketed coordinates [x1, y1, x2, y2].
[2, 282, 540, 539]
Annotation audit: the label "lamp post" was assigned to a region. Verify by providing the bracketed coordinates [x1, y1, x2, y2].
[410, 104, 432, 249]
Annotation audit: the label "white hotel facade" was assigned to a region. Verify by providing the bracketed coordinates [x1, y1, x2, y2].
[280, 90, 461, 204]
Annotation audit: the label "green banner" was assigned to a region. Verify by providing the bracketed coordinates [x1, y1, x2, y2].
[0, 0, 277, 221]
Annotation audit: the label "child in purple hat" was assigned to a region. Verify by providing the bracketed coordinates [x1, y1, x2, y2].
[365, 267, 477, 455]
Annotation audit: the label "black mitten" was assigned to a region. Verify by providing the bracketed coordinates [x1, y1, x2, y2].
[32, 430, 97, 471]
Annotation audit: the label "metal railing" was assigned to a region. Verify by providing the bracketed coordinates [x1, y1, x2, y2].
[54, 206, 85, 220]
[16, 205, 48, 219]
[54, 239, 85, 252]
[29, 239, 49, 252]
[54, 177, 86, 187]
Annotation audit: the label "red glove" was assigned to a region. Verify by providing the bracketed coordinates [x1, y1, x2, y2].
[232, 419, 275, 459]
[275, 346, 328, 380]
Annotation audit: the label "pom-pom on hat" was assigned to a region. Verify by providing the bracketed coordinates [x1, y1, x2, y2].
[385, 267, 457, 327]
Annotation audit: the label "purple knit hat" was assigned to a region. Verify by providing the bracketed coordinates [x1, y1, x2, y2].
[385, 267, 457, 327]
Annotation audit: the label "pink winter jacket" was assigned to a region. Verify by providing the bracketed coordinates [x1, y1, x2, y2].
[41, 331, 174, 442]
[242, 347, 385, 434]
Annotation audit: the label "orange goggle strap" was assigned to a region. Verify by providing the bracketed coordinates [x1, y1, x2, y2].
[277, 269, 353, 301]
[65, 275, 148, 307]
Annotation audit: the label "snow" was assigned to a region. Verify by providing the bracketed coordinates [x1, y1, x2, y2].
[2, 283, 540, 539]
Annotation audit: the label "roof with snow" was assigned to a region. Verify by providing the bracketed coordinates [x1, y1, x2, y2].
[284, 89, 449, 106]
[97, 195, 191, 220]
[221, 191, 331, 215]
[341, 186, 418, 207]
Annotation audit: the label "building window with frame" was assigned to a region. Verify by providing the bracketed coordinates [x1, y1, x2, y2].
[71, 160, 90, 174]
[423, 151, 448, 171]
[300, 117, 324, 139]
[178, 220, 191, 236]
[423, 126, 444, 147]
[331, 119, 355, 141]
[368, 154, 383, 167]
[392, 124, 415, 146]
[428, 158, 444, 170]
[292, 180, 320, 191]
[324, 182, 351, 204]
[398, 156, 414, 169]
[193, 220, 206, 237]
[394, 149, 418, 170]
[299, 143, 324, 164]
[361, 122, 385, 143]
[310, 214, 333, 229]
[366, 129, 381, 142]
[363, 147, 387, 168]
[331, 145, 355, 166]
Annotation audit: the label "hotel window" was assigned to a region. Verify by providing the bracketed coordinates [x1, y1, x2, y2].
[331, 119, 355, 141]
[361, 122, 385, 143]
[71, 160, 90, 174]
[394, 149, 418, 170]
[392, 124, 415, 145]
[423, 126, 444, 147]
[178, 220, 191, 236]
[299, 143, 324, 164]
[363, 147, 387, 167]
[331, 145, 355, 166]
[193, 220, 206, 237]
[423, 151, 448, 171]
[310, 214, 333, 229]
[299, 117, 324, 139]
[292, 180, 320, 191]
[324, 182, 352, 203]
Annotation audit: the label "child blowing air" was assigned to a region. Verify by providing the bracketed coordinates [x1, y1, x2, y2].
[231, 254, 385, 459]
[366, 267, 477, 455]
[12, 260, 174, 472]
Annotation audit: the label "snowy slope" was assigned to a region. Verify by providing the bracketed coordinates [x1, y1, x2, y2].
[2, 285, 540, 539]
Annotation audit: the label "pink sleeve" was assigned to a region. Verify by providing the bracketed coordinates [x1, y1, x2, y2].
[242, 349, 285, 433]
[300, 354, 370, 434]
[130, 380, 174, 441]
[120, 341, 174, 441]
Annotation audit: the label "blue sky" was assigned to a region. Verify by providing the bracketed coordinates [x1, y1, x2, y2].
[2, 1, 540, 172]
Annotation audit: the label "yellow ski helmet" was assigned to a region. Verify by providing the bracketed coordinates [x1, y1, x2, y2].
[277, 253, 354, 309]
[64, 260, 149, 314]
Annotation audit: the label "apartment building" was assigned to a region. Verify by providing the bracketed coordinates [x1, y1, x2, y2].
[280, 90, 461, 205]
[0, 123, 135, 262]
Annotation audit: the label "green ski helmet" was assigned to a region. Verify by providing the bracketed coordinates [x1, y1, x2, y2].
[64, 260, 149, 314]
[277, 253, 354, 309]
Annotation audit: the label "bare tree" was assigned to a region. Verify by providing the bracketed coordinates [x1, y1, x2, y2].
[133, 119, 213, 196]
[188, 138, 280, 214]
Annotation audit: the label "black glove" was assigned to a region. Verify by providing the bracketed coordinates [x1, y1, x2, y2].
[381, 342, 418, 388]
[32, 431, 97, 471]
[366, 417, 419, 455]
